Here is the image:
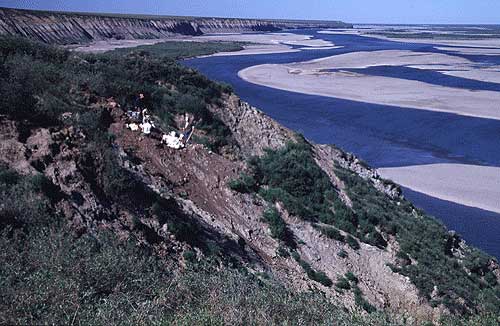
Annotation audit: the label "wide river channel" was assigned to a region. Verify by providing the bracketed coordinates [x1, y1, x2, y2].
[184, 30, 500, 258]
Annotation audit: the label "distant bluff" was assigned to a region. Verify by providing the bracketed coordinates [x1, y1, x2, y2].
[0, 7, 353, 44]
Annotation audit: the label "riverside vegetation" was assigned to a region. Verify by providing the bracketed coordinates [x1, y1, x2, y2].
[230, 139, 500, 316]
[0, 36, 499, 325]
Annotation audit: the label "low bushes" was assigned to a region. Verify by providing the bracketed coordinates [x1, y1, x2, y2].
[335, 277, 351, 291]
[0, 219, 410, 326]
[291, 251, 333, 287]
[262, 207, 287, 242]
[315, 224, 345, 242]
[228, 173, 257, 193]
[0, 165, 55, 229]
[334, 164, 500, 314]
[0, 36, 235, 152]
[230, 140, 361, 241]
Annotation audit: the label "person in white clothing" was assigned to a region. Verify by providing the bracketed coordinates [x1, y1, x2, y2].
[142, 121, 152, 135]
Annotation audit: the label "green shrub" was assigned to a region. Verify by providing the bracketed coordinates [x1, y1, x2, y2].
[241, 140, 362, 242]
[183, 250, 197, 263]
[0, 165, 20, 185]
[262, 207, 286, 240]
[316, 224, 345, 242]
[261, 207, 296, 248]
[0, 166, 53, 229]
[335, 277, 351, 290]
[312, 271, 334, 287]
[354, 286, 377, 313]
[276, 245, 290, 258]
[334, 164, 500, 314]
[338, 249, 348, 259]
[229, 173, 257, 193]
[345, 272, 359, 284]
[346, 236, 360, 250]
[291, 251, 333, 287]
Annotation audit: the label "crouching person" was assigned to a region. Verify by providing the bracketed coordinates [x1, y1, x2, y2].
[161, 131, 185, 150]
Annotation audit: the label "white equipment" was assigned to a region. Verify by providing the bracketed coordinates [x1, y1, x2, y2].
[162, 131, 185, 149]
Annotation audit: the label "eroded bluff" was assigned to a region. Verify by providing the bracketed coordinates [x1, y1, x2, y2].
[3, 92, 498, 323]
[0, 7, 352, 44]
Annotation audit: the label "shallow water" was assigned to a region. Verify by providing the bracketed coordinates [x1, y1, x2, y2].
[184, 30, 500, 258]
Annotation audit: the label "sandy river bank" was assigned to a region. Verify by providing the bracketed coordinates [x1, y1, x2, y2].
[378, 164, 500, 214]
[238, 50, 500, 121]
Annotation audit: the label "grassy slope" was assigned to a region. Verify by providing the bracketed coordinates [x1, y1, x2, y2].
[0, 163, 390, 326]
[230, 140, 500, 316]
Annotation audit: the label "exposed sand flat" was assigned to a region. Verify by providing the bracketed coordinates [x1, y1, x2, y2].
[435, 46, 500, 56]
[320, 29, 500, 48]
[70, 32, 335, 55]
[193, 32, 336, 56]
[301, 50, 471, 69]
[194, 32, 334, 47]
[205, 44, 300, 56]
[69, 38, 172, 53]
[375, 37, 500, 48]
[299, 46, 344, 50]
[239, 52, 500, 120]
[378, 164, 500, 214]
[318, 30, 361, 35]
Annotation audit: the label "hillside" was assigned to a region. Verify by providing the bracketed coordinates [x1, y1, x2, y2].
[0, 36, 499, 325]
[0, 7, 352, 45]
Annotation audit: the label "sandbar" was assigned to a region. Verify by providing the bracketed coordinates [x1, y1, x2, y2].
[435, 46, 500, 56]
[238, 50, 500, 120]
[193, 32, 335, 56]
[69, 38, 172, 53]
[378, 164, 500, 214]
[319, 29, 500, 49]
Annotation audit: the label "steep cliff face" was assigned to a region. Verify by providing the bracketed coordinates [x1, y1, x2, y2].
[0, 8, 352, 44]
[0, 97, 439, 321]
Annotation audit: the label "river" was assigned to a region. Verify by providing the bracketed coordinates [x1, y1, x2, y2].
[184, 30, 500, 258]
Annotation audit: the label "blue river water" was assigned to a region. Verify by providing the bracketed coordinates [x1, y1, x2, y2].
[183, 30, 500, 258]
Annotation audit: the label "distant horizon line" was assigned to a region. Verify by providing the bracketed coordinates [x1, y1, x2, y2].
[1, 5, 499, 26]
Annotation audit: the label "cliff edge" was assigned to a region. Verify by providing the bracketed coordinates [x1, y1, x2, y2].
[0, 7, 353, 44]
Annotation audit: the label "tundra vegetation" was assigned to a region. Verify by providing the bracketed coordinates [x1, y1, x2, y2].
[230, 139, 500, 316]
[0, 36, 499, 325]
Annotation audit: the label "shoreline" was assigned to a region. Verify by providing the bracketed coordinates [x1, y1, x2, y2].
[70, 31, 340, 56]
[378, 164, 500, 214]
[238, 50, 500, 121]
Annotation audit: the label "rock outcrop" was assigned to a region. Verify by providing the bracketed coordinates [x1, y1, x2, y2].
[0, 8, 352, 44]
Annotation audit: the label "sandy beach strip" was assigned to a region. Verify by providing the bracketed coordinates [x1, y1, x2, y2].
[319, 29, 500, 49]
[378, 164, 500, 214]
[203, 44, 300, 57]
[70, 31, 336, 55]
[239, 63, 500, 121]
[194, 32, 334, 47]
[372, 37, 500, 49]
[193, 32, 336, 56]
[299, 50, 471, 69]
[238, 50, 500, 121]
[69, 38, 174, 53]
[435, 46, 500, 56]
